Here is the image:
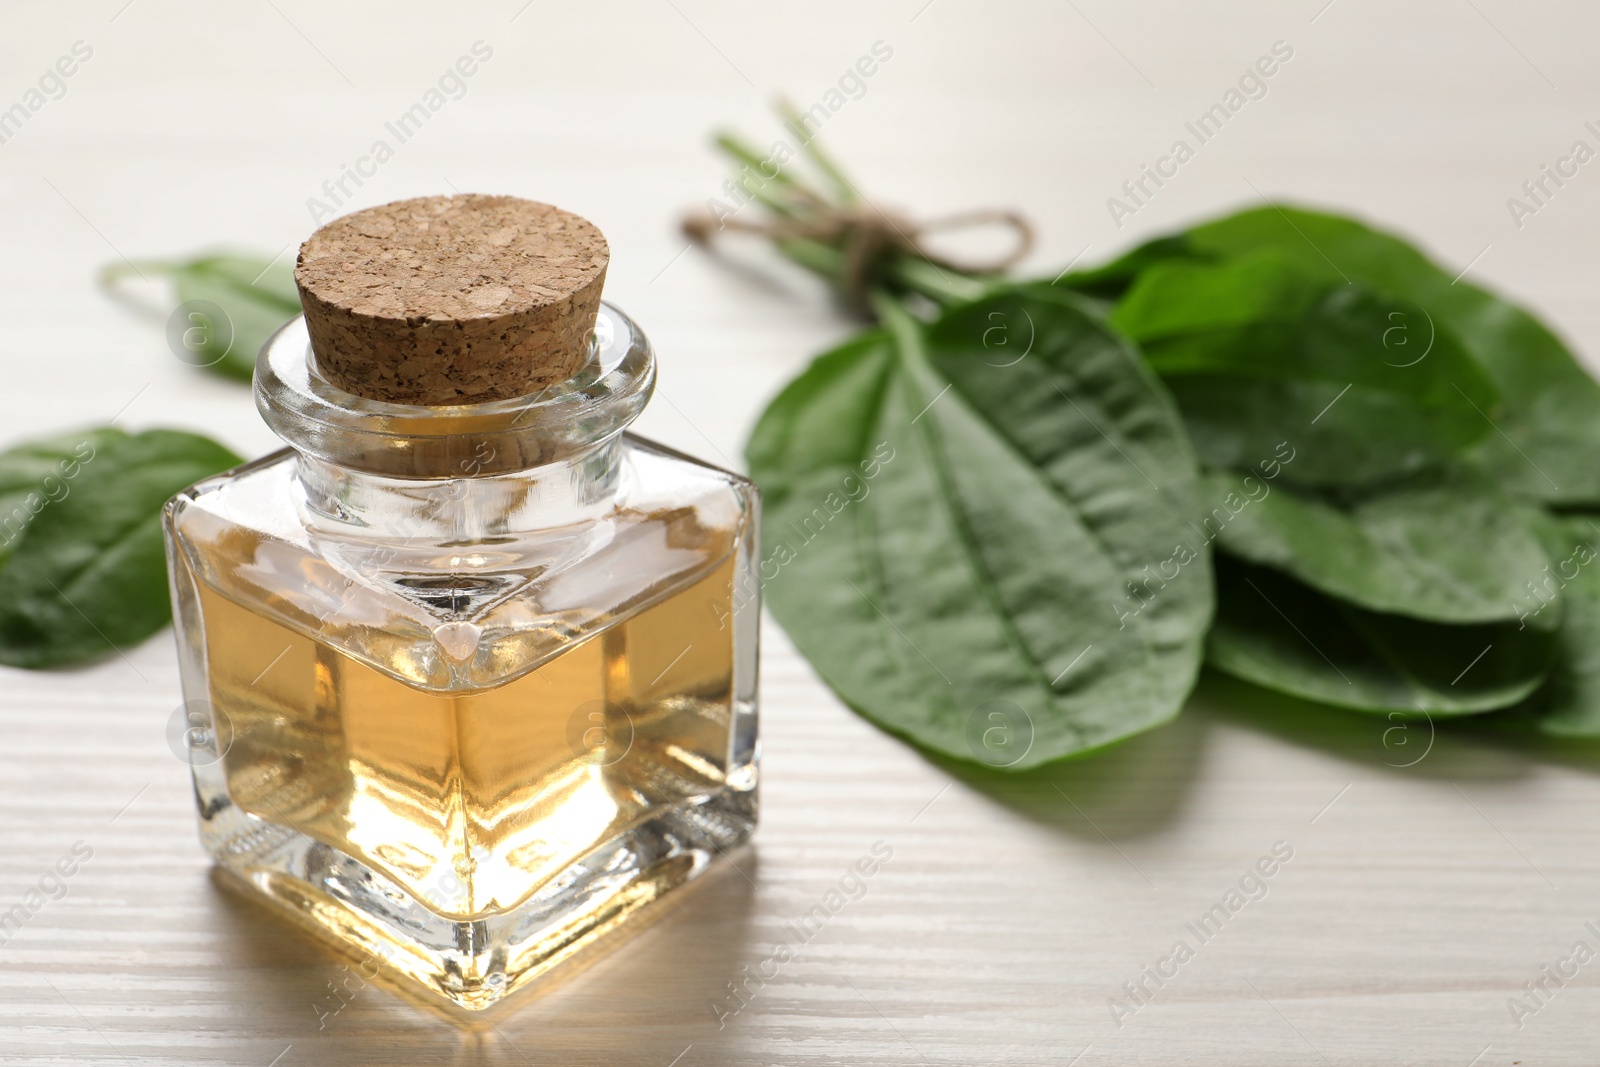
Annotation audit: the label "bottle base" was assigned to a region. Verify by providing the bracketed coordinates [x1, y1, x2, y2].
[202, 785, 756, 1011]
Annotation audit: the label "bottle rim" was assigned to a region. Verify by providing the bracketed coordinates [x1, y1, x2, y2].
[255, 301, 655, 478]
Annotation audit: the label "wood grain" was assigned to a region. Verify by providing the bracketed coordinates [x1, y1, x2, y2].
[4, 1, 1600, 1063]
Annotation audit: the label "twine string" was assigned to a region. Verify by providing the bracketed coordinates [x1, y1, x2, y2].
[684, 203, 1034, 305]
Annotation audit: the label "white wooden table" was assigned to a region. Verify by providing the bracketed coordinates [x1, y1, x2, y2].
[4, 1, 1600, 1063]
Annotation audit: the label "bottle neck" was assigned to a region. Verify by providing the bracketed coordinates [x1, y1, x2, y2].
[254, 302, 654, 538]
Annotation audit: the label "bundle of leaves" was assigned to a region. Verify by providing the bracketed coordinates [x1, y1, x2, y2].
[696, 123, 1600, 769]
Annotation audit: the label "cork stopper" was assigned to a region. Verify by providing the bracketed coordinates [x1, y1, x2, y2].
[294, 194, 609, 405]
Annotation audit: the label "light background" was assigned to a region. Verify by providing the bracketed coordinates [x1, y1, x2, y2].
[3, 1, 1600, 1064]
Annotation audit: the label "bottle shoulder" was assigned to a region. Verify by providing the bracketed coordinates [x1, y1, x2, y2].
[168, 434, 757, 525]
[165, 435, 758, 692]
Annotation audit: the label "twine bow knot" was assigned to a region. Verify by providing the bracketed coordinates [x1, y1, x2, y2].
[683, 201, 1034, 309]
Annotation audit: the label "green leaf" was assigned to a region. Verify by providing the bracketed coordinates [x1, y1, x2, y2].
[1109, 249, 1330, 339]
[0, 428, 241, 668]
[1207, 555, 1555, 715]
[1518, 515, 1600, 736]
[106, 252, 301, 383]
[0, 428, 127, 571]
[745, 330, 896, 499]
[1086, 205, 1600, 504]
[1111, 252, 1502, 485]
[747, 290, 1212, 768]
[1201, 468, 1555, 629]
[1051, 235, 1195, 300]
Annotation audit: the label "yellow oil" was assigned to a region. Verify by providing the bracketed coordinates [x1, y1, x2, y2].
[195, 555, 736, 922]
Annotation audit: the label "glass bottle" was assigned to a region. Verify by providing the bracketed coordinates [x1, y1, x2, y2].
[161, 200, 759, 1011]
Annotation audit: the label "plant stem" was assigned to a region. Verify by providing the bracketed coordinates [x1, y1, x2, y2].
[777, 99, 859, 205]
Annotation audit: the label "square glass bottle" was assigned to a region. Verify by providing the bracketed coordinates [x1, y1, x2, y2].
[162, 198, 759, 1010]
